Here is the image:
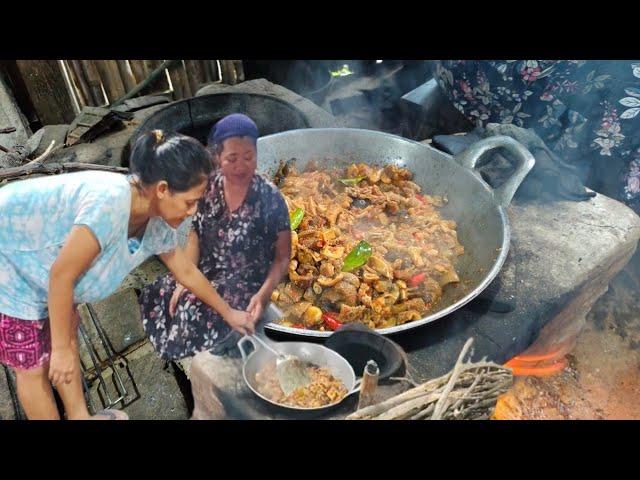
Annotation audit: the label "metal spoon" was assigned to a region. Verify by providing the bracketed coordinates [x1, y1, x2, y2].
[250, 333, 312, 396]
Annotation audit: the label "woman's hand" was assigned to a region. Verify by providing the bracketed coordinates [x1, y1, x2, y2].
[49, 346, 76, 386]
[169, 283, 186, 317]
[247, 291, 269, 324]
[223, 308, 255, 336]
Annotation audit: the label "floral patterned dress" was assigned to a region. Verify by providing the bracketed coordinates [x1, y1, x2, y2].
[140, 171, 290, 360]
[432, 60, 640, 212]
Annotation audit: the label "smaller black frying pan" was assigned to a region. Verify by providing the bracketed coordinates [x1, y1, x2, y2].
[325, 323, 406, 380]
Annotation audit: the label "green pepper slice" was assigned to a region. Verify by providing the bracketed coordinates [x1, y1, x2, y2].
[342, 240, 372, 272]
[339, 176, 366, 186]
[289, 207, 305, 230]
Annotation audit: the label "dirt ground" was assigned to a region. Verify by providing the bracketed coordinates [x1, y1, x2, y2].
[494, 253, 640, 420]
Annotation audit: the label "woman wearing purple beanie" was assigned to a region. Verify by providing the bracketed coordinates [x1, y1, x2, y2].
[140, 114, 291, 363]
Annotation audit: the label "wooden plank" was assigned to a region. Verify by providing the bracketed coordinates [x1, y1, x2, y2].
[129, 60, 148, 84]
[80, 60, 105, 106]
[94, 60, 126, 103]
[184, 60, 204, 95]
[117, 60, 137, 92]
[15, 60, 76, 125]
[67, 60, 95, 106]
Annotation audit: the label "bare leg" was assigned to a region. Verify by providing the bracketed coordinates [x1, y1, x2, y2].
[54, 334, 92, 419]
[14, 363, 60, 420]
[55, 311, 127, 420]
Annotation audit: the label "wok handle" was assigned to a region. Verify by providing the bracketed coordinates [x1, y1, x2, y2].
[237, 335, 258, 363]
[455, 135, 535, 208]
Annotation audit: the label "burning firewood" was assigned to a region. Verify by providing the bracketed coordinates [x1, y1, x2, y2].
[346, 338, 513, 420]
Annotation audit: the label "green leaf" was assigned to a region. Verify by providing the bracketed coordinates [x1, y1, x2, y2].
[339, 176, 366, 186]
[290, 208, 305, 231]
[342, 240, 373, 272]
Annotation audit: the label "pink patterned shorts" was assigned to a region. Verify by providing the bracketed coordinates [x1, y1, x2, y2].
[0, 312, 51, 371]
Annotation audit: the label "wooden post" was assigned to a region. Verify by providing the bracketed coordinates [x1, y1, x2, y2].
[116, 60, 137, 92]
[201, 60, 213, 83]
[68, 60, 93, 107]
[129, 60, 148, 84]
[167, 60, 192, 99]
[15, 60, 76, 125]
[95, 60, 126, 103]
[184, 60, 204, 95]
[232, 60, 245, 82]
[209, 61, 221, 82]
[220, 60, 238, 85]
[80, 60, 106, 106]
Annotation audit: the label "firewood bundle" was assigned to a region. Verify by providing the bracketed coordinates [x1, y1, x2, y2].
[346, 338, 513, 420]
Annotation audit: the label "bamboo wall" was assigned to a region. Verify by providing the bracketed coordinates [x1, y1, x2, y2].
[3, 60, 245, 128]
[62, 60, 234, 108]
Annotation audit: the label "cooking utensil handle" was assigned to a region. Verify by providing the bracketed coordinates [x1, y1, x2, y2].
[250, 332, 281, 358]
[237, 335, 257, 363]
[455, 135, 535, 208]
[351, 378, 363, 395]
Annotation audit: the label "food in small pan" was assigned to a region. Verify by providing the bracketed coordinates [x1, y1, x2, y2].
[254, 361, 348, 408]
[272, 161, 465, 331]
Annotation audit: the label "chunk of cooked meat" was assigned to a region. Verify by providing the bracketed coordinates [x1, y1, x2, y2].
[339, 304, 367, 323]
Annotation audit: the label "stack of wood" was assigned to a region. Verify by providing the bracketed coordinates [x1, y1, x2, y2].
[346, 338, 513, 420]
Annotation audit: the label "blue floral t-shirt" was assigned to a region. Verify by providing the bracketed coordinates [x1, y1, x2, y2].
[0, 171, 190, 320]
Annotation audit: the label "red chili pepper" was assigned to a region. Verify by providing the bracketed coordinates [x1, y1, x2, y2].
[291, 323, 304, 329]
[409, 272, 426, 287]
[322, 312, 343, 331]
[415, 194, 426, 203]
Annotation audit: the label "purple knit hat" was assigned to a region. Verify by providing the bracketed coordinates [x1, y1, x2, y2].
[208, 113, 259, 147]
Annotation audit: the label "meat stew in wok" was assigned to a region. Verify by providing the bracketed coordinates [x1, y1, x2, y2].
[271, 160, 465, 332]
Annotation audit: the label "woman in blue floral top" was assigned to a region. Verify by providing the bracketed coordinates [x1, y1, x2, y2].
[0, 130, 254, 420]
[432, 60, 640, 212]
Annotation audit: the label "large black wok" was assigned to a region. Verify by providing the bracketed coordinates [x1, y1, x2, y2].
[257, 129, 535, 337]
